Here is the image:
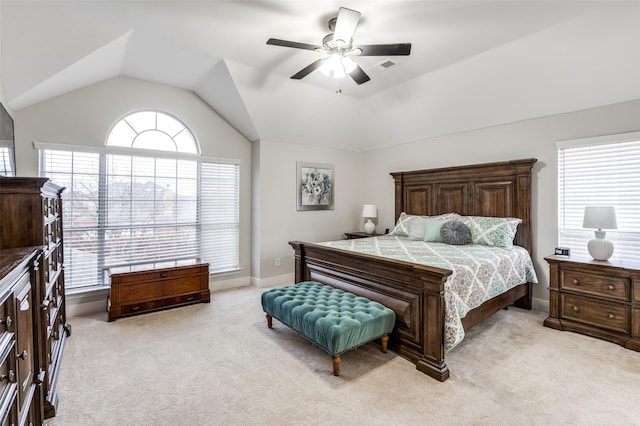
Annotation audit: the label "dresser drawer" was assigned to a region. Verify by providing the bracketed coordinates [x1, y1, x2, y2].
[0, 296, 13, 344]
[561, 294, 630, 334]
[0, 342, 16, 405]
[561, 270, 629, 301]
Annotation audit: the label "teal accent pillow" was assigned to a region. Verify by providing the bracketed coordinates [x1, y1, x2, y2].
[461, 216, 521, 249]
[423, 218, 447, 242]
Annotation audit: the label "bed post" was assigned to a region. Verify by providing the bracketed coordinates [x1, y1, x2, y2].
[394, 172, 404, 222]
[417, 286, 450, 381]
[290, 241, 306, 283]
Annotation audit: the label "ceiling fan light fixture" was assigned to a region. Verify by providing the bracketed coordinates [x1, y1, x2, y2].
[342, 56, 357, 73]
[319, 55, 357, 79]
[266, 7, 410, 85]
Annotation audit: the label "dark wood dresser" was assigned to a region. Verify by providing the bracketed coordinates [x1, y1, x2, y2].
[0, 247, 44, 425]
[0, 176, 70, 419]
[544, 254, 640, 351]
[108, 259, 210, 321]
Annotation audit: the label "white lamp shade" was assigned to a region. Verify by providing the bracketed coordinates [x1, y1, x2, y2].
[582, 206, 617, 230]
[362, 204, 377, 218]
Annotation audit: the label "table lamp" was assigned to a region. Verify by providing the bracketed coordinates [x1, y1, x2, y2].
[582, 206, 617, 260]
[362, 204, 377, 234]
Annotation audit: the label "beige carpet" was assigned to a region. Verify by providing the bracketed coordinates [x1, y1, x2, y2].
[47, 285, 640, 426]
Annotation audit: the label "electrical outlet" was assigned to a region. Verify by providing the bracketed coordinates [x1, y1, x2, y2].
[275, 257, 281, 267]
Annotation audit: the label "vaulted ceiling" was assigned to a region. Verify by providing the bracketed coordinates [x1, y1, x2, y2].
[2, 1, 640, 151]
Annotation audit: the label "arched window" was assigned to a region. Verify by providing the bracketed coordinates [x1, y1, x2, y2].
[107, 111, 199, 153]
[37, 110, 240, 291]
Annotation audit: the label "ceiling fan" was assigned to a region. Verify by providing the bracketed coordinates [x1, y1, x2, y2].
[266, 7, 411, 85]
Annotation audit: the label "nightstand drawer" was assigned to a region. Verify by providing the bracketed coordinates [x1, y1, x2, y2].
[561, 294, 630, 334]
[561, 270, 629, 301]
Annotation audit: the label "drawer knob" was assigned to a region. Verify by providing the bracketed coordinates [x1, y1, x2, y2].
[608, 312, 616, 320]
[572, 279, 580, 285]
[16, 350, 28, 360]
[0, 370, 15, 383]
[159, 272, 168, 278]
[607, 284, 615, 291]
[0, 316, 11, 329]
[572, 305, 580, 312]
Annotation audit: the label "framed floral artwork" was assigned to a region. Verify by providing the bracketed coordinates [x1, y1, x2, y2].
[297, 161, 334, 211]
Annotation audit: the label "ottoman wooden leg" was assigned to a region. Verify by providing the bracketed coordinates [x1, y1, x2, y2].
[266, 314, 273, 328]
[332, 356, 341, 376]
[380, 335, 389, 353]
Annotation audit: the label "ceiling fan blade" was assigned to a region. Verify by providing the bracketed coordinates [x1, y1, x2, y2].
[357, 43, 412, 56]
[267, 38, 321, 51]
[333, 7, 361, 44]
[291, 58, 325, 80]
[349, 65, 370, 85]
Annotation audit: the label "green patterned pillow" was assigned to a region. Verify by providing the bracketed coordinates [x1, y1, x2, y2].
[389, 212, 460, 237]
[461, 216, 521, 249]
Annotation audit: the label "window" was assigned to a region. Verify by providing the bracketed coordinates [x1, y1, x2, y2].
[0, 102, 15, 176]
[0, 145, 14, 176]
[557, 131, 640, 261]
[38, 111, 239, 290]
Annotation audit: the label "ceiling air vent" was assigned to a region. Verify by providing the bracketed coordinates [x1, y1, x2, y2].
[367, 60, 397, 76]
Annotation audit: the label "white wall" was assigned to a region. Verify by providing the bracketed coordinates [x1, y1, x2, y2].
[362, 98, 640, 307]
[0, 3, 12, 117]
[14, 76, 253, 298]
[251, 139, 363, 287]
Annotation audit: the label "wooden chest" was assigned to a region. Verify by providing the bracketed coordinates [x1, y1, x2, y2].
[107, 259, 210, 321]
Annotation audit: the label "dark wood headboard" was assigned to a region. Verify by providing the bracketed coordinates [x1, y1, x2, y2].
[390, 158, 537, 254]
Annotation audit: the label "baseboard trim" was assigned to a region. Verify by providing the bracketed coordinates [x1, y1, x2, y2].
[532, 296, 549, 312]
[251, 273, 295, 288]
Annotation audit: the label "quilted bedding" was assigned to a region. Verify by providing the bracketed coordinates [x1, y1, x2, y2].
[319, 235, 538, 350]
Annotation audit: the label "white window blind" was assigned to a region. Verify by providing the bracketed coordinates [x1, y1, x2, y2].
[39, 146, 240, 290]
[557, 132, 640, 261]
[0, 139, 15, 176]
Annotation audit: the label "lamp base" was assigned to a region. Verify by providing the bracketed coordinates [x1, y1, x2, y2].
[587, 237, 614, 261]
[364, 219, 375, 235]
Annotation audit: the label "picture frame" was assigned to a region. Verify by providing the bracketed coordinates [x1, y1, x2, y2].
[296, 161, 334, 211]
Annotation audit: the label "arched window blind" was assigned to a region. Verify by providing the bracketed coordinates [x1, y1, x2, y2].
[557, 131, 640, 262]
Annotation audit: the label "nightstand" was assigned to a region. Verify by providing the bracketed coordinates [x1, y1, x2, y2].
[544, 255, 640, 352]
[344, 231, 384, 240]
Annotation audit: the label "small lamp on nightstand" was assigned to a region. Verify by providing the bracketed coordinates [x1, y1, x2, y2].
[582, 206, 617, 261]
[362, 204, 377, 234]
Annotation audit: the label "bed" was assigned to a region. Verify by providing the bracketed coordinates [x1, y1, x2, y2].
[289, 158, 538, 381]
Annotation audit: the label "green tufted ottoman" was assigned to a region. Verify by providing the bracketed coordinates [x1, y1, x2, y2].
[261, 281, 396, 376]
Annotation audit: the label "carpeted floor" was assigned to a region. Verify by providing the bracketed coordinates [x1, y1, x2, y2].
[47, 285, 640, 425]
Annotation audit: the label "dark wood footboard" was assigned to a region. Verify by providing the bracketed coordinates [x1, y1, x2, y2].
[290, 240, 532, 381]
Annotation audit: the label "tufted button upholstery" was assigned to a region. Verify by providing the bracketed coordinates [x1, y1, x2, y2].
[261, 281, 396, 357]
